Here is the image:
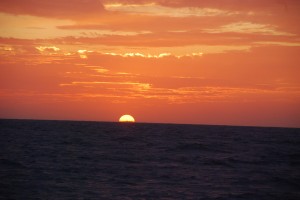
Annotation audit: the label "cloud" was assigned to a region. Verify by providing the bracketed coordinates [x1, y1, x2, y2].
[0, 0, 104, 20]
[36, 46, 60, 52]
[204, 22, 296, 36]
[102, 0, 299, 12]
[47, 31, 297, 47]
[56, 14, 235, 32]
[103, 3, 233, 17]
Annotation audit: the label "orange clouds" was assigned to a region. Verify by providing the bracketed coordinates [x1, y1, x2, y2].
[0, 0, 104, 19]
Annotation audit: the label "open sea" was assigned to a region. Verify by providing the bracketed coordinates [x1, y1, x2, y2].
[0, 119, 299, 200]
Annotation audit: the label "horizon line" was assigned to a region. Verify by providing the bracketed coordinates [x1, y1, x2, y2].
[1, 117, 299, 129]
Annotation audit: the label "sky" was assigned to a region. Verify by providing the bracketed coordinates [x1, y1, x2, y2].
[0, 0, 300, 127]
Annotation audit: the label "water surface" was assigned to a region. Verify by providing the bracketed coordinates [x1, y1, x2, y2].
[1, 119, 299, 199]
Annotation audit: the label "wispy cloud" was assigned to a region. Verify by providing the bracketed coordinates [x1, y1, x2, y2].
[204, 22, 296, 36]
[104, 3, 233, 17]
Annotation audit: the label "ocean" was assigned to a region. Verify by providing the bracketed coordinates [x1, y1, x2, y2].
[0, 119, 299, 199]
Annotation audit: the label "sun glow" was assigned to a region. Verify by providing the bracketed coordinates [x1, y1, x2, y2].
[119, 114, 135, 123]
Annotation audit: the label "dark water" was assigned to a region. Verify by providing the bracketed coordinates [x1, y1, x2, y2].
[0, 119, 299, 200]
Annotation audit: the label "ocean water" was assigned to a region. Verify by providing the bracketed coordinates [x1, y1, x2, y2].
[0, 119, 299, 200]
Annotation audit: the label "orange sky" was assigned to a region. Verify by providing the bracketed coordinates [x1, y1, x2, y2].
[0, 0, 300, 127]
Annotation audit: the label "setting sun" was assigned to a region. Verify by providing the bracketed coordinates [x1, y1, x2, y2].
[119, 115, 135, 123]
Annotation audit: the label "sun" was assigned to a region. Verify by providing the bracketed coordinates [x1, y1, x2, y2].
[119, 114, 135, 123]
